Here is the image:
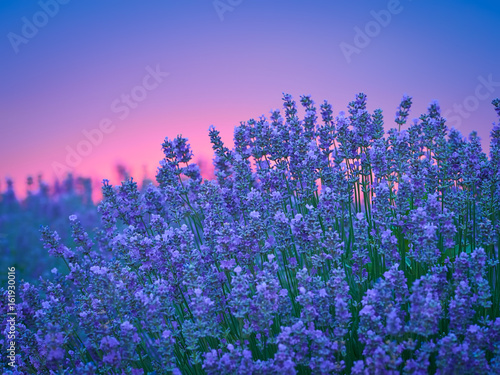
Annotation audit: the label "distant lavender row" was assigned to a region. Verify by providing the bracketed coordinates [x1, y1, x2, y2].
[0, 175, 97, 285]
[2, 93, 500, 374]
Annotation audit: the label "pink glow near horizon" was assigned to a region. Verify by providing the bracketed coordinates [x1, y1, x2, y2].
[1, 1, 499, 202]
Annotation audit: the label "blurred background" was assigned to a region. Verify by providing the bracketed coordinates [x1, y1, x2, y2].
[1, 0, 499, 281]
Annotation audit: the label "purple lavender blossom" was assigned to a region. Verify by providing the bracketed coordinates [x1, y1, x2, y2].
[5, 94, 500, 374]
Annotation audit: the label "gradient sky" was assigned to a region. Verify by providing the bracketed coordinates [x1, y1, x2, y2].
[1, 0, 499, 199]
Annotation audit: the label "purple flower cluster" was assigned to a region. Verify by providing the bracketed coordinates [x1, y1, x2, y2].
[1, 94, 500, 374]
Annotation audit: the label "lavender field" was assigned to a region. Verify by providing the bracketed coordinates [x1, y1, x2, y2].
[2, 93, 500, 374]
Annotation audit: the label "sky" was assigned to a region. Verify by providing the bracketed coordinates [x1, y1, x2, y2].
[1, 0, 499, 199]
